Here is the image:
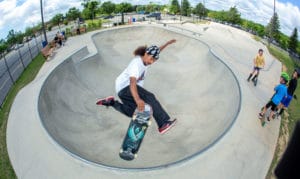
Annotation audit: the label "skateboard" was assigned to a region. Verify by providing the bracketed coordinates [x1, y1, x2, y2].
[119, 104, 153, 161]
[259, 107, 276, 126]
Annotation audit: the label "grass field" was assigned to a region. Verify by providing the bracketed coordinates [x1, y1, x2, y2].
[0, 53, 45, 179]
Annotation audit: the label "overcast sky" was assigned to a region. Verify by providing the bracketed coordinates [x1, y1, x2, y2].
[0, 0, 300, 40]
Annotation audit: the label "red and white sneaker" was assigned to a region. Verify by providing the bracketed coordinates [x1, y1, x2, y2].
[96, 96, 115, 106]
[158, 118, 177, 134]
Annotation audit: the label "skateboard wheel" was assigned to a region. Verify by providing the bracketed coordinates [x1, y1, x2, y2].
[147, 120, 152, 126]
[134, 154, 138, 158]
[132, 115, 137, 120]
[119, 149, 123, 153]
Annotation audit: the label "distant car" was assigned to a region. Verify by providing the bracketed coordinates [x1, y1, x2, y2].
[146, 12, 161, 20]
[103, 15, 114, 19]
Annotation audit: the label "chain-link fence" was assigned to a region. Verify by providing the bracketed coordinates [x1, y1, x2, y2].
[0, 36, 44, 107]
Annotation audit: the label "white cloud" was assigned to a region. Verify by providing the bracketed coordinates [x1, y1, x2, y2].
[0, 0, 300, 39]
[0, 0, 81, 39]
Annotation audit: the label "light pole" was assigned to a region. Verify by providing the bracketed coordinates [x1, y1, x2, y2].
[274, 0, 276, 14]
[180, 0, 182, 21]
[40, 0, 47, 44]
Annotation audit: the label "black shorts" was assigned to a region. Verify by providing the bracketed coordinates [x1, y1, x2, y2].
[266, 101, 277, 111]
[254, 66, 262, 71]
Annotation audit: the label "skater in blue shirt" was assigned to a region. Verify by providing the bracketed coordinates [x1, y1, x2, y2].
[259, 72, 289, 125]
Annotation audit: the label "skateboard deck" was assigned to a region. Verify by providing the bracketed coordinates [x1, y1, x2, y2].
[119, 104, 153, 161]
[259, 108, 273, 127]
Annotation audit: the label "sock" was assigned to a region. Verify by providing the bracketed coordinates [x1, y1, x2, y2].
[247, 74, 253, 81]
[252, 75, 257, 81]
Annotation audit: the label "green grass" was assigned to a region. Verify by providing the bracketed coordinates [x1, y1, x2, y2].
[266, 44, 300, 179]
[0, 53, 46, 178]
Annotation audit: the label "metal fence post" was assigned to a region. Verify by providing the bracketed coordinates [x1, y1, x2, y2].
[35, 36, 40, 51]
[3, 55, 15, 83]
[28, 42, 33, 60]
[17, 48, 25, 69]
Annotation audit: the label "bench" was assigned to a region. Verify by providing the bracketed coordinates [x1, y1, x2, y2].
[72, 26, 87, 35]
[41, 43, 55, 60]
[80, 26, 86, 33]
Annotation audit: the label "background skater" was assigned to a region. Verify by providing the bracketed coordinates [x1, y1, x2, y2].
[247, 49, 265, 85]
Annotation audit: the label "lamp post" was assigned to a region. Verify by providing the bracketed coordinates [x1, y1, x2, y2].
[274, 0, 276, 14]
[40, 0, 47, 44]
[180, 0, 182, 21]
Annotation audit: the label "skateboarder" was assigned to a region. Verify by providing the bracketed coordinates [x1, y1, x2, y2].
[276, 68, 300, 117]
[259, 72, 289, 124]
[97, 39, 177, 134]
[247, 49, 265, 83]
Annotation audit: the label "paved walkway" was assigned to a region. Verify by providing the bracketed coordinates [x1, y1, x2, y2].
[7, 22, 281, 178]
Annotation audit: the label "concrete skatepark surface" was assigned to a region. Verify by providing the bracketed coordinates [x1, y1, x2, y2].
[7, 22, 282, 178]
[38, 26, 240, 168]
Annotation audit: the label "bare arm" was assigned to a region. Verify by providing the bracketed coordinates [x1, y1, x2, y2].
[130, 77, 145, 111]
[159, 39, 176, 52]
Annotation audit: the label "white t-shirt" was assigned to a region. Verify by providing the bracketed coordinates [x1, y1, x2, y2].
[115, 56, 147, 93]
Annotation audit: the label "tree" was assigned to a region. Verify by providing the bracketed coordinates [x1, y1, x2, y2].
[100, 1, 116, 15]
[208, 10, 227, 22]
[6, 30, 18, 46]
[265, 12, 280, 43]
[66, 7, 81, 21]
[193, 3, 207, 19]
[226, 6, 241, 24]
[145, 2, 160, 13]
[51, 13, 64, 29]
[288, 28, 298, 53]
[0, 39, 8, 55]
[115, 2, 133, 24]
[136, 5, 146, 13]
[181, 0, 191, 16]
[170, 0, 180, 14]
[82, 1, 100, 20]
[115, 2, 133, 13]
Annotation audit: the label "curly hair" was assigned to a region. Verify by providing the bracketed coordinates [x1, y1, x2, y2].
[133, 45, 147, 56]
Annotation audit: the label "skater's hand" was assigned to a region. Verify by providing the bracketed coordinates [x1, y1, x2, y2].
[136, 99, 145, 112]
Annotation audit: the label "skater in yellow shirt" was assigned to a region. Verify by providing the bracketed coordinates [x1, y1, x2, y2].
[247, 49, 265, 86]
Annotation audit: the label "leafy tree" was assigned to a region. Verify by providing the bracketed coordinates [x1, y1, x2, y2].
[6, 30, 18, 46]
[82, 1, 100, 20]
[0, 39, 8, 55]
[51, 13, 64, 28]
[208, 10, 227, 22]
[81, 0, 91, 8]
[265, 12, 280, 43]
[136, 5, 146, 13]
[241, 19, 265, 37]
[66, 7, 81, 21]
[170, 0, 180, 14]
[82, 8, 92, 20]
[288, 28, 298, 53]
[181, 0, 191, 16]
[193, 3, 207, 19]
[100, 1, 116, 15]
[226, 6, 241, 24]
[145, 2, 161, 12]
[278, 32, 289, 50]
[24, 27, 34, 37]
[115, 2, 133, 13]
[115, 2, 133, 24]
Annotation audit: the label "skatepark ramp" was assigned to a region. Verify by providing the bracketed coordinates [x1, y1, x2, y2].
[38, 26, 241, 169]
